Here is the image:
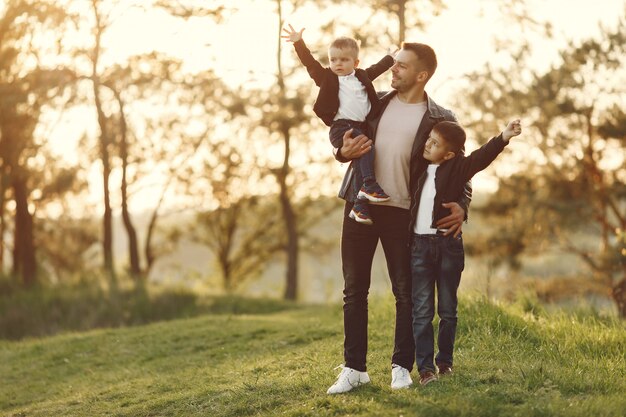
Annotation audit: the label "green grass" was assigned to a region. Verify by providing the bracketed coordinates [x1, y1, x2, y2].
[1, 296, 624, 417]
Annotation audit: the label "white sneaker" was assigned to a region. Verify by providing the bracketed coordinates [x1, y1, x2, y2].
[391, 364, 413, 389]
[326, 365, 370, 394]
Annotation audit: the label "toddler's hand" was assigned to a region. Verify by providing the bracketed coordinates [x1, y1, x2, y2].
[281, 24, 304, 43]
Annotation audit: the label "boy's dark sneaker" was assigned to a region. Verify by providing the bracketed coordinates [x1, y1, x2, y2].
[419, 370, 438, 386]
[437, 364, 453, 376]
[357, 182, 390, 202]
[349, 200, 373, 225]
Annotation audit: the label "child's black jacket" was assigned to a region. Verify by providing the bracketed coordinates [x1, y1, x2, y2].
[409, 134, 509, 232]
[293, 39, 394, 126]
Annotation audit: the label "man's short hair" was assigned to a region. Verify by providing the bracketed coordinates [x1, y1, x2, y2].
[432, 121, 466, 154]
[401, 42, 437, 81]
[330, 37, 359, 58]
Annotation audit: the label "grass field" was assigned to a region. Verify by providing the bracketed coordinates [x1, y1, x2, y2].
[1, 295, 624, 416]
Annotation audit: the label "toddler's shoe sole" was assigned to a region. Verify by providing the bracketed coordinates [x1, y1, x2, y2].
[357, 189, 391, 202]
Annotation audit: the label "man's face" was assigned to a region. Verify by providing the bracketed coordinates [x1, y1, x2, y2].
[391, 49, 426, 91]
[328, 47, 359, 76]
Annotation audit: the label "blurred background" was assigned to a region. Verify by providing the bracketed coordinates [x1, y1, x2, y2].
[1, 0, 625, 338]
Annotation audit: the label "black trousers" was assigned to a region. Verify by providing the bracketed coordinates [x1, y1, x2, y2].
[340, 201, 415, 372]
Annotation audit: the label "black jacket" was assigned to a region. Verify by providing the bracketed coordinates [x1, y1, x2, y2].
[293, 39, 394, 126]
[335, 90, 472, 219]
[409, 134, 509, 233]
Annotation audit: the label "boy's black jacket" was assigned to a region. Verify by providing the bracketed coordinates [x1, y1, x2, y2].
[293, 39, 394, 126]
[409, 134, 509, 232]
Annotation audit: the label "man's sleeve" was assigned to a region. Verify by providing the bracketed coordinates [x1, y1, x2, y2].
[460, 180, 472, 222]
[448, 110, 472, 221]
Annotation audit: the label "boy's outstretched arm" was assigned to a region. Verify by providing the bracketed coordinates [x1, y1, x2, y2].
[502, 119, 522, 142]
[281, 24, 304, 43]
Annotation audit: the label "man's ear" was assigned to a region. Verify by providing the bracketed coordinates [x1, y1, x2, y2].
[417, 70, 429, 83]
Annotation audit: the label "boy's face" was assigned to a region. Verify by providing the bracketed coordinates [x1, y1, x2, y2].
[328, 47, 359, 76]
[423, 130, 456, 164]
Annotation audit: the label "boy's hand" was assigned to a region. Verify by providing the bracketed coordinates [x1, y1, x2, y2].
[281, 24, 304, 43]
[502, 119, 522, 142]
[387, 45, 399, 57]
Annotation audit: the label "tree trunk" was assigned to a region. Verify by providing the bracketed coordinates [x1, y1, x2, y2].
[397, 0, 406, 44]
[113, 89, 140, 278]
[0, 168, 6, 272]
[279, 164, 298, 300]
[276, 0, 298, 300]
[12, 177, 36, 286]
[91, 3, 115, 281]
[144, 204, 159, 275]
[612, 277, 626, 318]
[277, 123, 298, 300]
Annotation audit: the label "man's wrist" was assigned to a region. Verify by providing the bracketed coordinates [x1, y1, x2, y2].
[334, 146, 348, 162]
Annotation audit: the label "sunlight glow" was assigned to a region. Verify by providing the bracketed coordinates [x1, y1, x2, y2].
[35, 0, 626, 213]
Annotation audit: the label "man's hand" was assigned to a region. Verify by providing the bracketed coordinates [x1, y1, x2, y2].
[281, 24, 304, 43]
[502, 119, 522, 142]
[436, 202, 465, 238]
[339, 129, 372, 160]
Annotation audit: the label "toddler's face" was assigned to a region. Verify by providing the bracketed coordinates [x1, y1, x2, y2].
[328, 47, 359, 76]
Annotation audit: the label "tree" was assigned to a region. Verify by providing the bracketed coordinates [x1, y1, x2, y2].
[320, 0, 445, 49]
[456, 17, 626, 315]
[87, 0, 116, 280]
[0, 0, 75, 285]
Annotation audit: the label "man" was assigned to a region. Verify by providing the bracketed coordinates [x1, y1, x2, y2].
[327, 42, 471, 394]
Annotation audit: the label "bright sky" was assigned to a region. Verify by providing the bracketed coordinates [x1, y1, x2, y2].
[42, 0, 625, 212]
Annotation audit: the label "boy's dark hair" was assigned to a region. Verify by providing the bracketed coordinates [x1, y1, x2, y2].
[401, 42, 437, 81]
[432, 121, 466, 154]
[330, 37, 359, 58]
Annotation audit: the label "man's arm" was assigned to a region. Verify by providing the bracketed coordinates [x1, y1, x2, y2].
[281, 25, 326, 86]
[333, 129, 372, 163]
[436, 199, 468, 238]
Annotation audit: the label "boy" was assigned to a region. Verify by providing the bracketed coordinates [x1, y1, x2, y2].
[410, 119, 522, 386]
[282, 25, 395, 225]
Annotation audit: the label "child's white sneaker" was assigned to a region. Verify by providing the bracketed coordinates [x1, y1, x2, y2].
[326, 365, 370, 394]
[391, 364, 413, 389]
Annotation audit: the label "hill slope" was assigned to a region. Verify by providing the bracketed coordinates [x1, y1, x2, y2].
[1, 297, 624, 417]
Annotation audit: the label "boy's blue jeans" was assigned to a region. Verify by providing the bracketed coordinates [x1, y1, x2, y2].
[410, 233, 465, 373]
[329, 119, 375, 187]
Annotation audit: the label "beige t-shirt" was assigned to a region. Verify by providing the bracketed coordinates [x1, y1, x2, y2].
[372, 95, 427, 210]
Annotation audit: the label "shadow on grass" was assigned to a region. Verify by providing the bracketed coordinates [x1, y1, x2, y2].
[0, 280, 301, 340]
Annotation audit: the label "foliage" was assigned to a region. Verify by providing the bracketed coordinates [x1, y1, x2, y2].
[0, 277, 300, 340]
[0, 0, 80, 285]
[455, 15, 626, 314]
[1, 296, 624, 416]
